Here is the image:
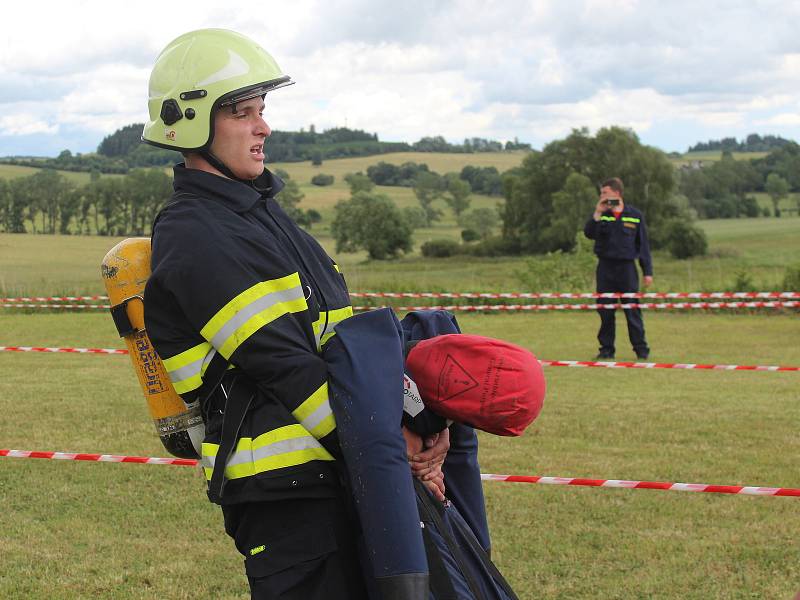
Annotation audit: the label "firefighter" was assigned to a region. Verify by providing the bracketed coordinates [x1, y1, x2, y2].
[583, 177, 653, 360]
[140, 29, 445, 599]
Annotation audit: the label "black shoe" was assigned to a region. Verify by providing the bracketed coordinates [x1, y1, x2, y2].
[635, 351, 650, 360]
[596, 351, 615, 360]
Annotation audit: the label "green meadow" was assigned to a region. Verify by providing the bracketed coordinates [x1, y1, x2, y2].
[1, 152, 800, 598]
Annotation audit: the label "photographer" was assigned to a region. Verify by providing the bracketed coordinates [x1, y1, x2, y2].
[583, 177, 653, 360]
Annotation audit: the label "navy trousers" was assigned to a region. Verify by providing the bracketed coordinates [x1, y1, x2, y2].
[596, 259, 649, 356]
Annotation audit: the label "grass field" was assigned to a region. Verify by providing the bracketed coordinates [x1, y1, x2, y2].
[3, 208, 799, 297]
[669, 151, 770, 166]
[1, 151, 800, 598]
[1, 309, 799, 599]
[0, 163, 125, 185]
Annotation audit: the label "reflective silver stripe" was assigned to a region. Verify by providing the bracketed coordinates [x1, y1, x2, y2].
[209, 285, 304, 350]
[299, 400, 333, 434]
[201, 436, 325, 470]
[169, 347, 216, 383]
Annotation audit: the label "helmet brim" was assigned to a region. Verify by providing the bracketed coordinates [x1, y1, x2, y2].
[218, 75, 295, 108]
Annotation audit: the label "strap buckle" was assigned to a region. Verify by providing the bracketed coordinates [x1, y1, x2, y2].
[110, 295, 143, 338]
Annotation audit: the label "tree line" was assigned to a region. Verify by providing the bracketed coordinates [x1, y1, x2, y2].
[0, 169, 172, 236]
[687, 133, 792, 153]
[332, 126, 800, 262]
[679, 145, 800, 218]
[1, 124, 529, 175]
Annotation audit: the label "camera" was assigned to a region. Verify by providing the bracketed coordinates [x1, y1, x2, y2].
[607, 198, 620, 207]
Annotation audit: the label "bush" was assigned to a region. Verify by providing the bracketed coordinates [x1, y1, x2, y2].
[728, 270, 756, 292]
[466, 235, 521, 257]
[513, 249, 595, 291]
[331, 191, 412, 260]
[783, 264, 800, 291]
[401, 206, 428, 230]
[311, 173, 334, 186]
[460, 229, 480, 243]
[665, 220, 708, 259]
[421, 239, 462, 258]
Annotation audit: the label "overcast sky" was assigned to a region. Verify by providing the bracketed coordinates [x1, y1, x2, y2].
[2, 0, 800, 157]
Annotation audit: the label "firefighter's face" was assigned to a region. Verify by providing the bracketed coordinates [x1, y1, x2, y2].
[210, 97, 271, 180]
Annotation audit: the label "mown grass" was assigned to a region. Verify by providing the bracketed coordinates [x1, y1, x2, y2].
[669, 151, 769, 166]
[1, 310, 799, 599]
[1, 152, 799, 598]
[0, 163, 125, 185]
[3, 210, 799, 298]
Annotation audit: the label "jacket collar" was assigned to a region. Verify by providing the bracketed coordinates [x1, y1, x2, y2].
[172, 163, 285, 213]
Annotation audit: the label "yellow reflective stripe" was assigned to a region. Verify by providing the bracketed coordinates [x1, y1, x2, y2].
[332, 263, 340, 273]
[313, 305, 354, 348]
[201, 424, 334, 480]
[200, 273, 308, 359]
[600, 216, 616, 222]
[161, 342, 214, 394]
[621, 217, 640, 223]
[292, 382, 336, 439]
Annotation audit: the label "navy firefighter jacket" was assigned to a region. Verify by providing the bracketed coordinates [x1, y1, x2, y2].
[144, 164, 353, 505]
[583, 205, 653, 276]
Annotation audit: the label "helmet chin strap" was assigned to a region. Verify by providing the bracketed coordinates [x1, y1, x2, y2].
[200, 150, 240, 181]
[200, 150, 272, 194]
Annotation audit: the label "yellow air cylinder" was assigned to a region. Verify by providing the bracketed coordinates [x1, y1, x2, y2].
[101, 238, 204, 459]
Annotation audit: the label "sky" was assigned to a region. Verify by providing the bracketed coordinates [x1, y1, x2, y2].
[2, 0, 800, 157]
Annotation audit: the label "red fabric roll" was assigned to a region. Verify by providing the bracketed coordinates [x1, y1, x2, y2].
[406, 334, 545, 436]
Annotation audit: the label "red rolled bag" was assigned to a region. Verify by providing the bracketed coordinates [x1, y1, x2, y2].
[405, 334, 545, 436]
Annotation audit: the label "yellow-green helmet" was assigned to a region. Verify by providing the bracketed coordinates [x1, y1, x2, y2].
[142, 28, 292, 152]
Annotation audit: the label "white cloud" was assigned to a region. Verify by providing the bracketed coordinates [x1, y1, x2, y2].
[755, 113, 800, 127]
[0, 113, 59, 136]
[2, 0, 800, 155]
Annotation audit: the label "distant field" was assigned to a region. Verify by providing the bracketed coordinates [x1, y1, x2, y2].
[2, 176, 800, 597]
[2, 211, 799, 297]
[670, 150, 770, 166]
[0, 163, 125, 185]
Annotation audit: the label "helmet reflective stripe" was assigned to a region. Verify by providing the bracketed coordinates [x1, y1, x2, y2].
[142, 28, 291, 153]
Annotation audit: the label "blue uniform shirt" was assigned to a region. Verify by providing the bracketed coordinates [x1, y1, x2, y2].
[584, 204, 653, 276]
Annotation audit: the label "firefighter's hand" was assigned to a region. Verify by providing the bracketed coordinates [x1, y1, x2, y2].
[404, 427, 450, 502]
[644, 275, 653, 287]
[411, 429, 449, 473]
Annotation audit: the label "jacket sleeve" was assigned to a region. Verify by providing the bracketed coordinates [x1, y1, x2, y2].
[636, 215, 653, 276]
[584, 216, 599, 239]
[151, 208, 336, 446]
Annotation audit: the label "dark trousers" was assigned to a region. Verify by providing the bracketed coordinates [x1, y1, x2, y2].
[222, 490, 369, 600]
[596, 259, 648, 356]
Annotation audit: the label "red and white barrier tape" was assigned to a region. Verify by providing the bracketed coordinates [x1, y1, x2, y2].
[4, 301, 798, 311]
[0, 449, 197, 466]
[0, 346, 128, 355]
[2, 345, 797, 371]
[539, 360, 800, 372]
[3, 292, 798, 304]
[349, 291, 800, 300]
[1, 303, 110, 309]
[479, 474, 800, 497]
[0, 295, 109, 302]
[2, 449, 797, 497]
[351, 302, 799, 312]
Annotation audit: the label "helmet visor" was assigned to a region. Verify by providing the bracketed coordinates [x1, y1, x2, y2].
[218, 75, 295, 108]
